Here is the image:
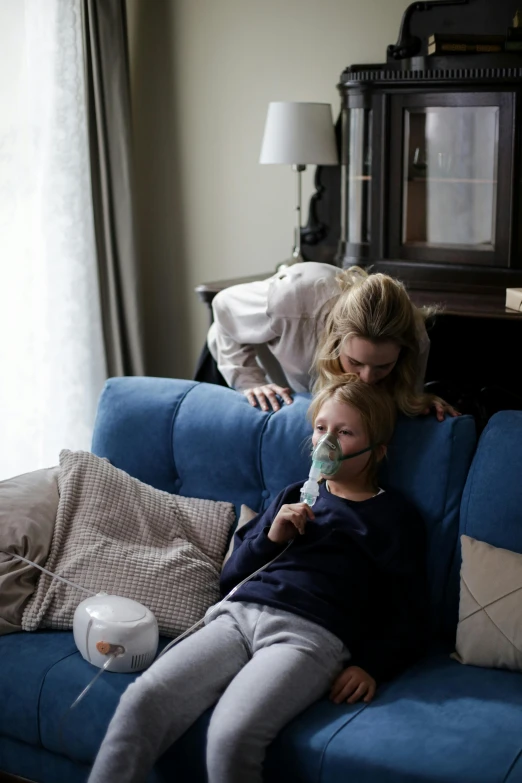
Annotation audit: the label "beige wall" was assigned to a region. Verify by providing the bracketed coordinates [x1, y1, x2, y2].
[126, 0, 411, 379]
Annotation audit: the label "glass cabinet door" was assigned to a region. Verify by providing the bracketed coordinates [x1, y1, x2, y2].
[389, 92, 513, 267]
[344, 108, 372, 244]
[339, 104, 373, 265]
[403, 106, 498, 249]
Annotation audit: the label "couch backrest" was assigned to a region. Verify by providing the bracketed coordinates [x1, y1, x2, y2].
[445, 410, 522, 633]
[381, 409, 476, 635]
[92, 378, 477, 635]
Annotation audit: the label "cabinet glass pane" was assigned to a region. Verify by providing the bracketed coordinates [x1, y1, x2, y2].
[342, 107, 372, 245]
[402, 106, 499, 250]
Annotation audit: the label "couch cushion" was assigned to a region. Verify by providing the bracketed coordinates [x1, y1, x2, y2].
[0, 632, 182, 780]
[380, 412, 476, 634]
[446, 411, 522, 636]
[0, 736, 91, 783]
[91, 377, 198, 494]
[0, 630, 77, 746]
[25, 633, 522, 783]
[170, 383, 294, 514]
[37, 634, 137, 763]
[459, 411, 522, 550]
[28, 630, 209, 781]
[266, 652, 522, 783]
[259, 394, 316, 498]
[503, 752, 522, 783]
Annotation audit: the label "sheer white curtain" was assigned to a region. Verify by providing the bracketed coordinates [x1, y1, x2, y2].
[0, 0, 107, 480]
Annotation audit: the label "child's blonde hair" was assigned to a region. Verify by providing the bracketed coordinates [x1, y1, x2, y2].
[308, 375, 397, 483]
[313, 267, 439, 417]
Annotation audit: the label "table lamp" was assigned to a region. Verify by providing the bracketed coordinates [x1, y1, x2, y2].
[259, 101, 338, 270]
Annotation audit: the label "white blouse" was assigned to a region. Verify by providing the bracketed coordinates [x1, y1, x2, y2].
[207, 262, 430, 393]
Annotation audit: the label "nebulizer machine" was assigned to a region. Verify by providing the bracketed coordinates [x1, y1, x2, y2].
[2, 549, 160, 675]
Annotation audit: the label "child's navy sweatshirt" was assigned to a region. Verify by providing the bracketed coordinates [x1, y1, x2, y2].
[220, 481, 428, 683]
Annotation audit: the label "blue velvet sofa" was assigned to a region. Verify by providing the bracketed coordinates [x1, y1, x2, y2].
[2, 377, 522, 783]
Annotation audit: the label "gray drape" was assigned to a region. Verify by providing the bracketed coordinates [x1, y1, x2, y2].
[82, 0, 144, 377]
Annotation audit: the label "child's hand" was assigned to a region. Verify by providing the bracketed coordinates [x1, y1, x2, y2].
[330, 665, 376, 705]
[267, 503, 314, 544]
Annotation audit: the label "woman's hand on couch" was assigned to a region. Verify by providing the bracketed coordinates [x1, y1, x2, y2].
[243, 384, 293, 412]
[422, 397, 461, 422]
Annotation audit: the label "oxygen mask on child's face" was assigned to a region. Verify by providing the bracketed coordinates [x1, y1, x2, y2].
[300, 432, 374, 507]
[309, 433, 344, 477]
[300, 432, 342, 507]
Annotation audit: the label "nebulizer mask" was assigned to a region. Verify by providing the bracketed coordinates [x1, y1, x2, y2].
[300, 432, 374, 507]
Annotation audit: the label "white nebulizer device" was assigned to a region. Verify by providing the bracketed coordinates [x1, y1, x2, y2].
[1, 549, 158, 675]
[300, 433, 374, 507]
[74, 594, 159, 674]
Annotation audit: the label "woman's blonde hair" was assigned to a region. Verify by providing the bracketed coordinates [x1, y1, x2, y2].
[308, 375, 396, 484]
[313, 267, 440, 417]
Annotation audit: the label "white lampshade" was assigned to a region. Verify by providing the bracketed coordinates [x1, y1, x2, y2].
[259, 101, 338, 166]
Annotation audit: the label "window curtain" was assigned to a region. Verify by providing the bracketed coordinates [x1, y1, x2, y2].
[82, 0, 144, 377]
[0, 0, 144, 480]
[0, 0, 107, 479]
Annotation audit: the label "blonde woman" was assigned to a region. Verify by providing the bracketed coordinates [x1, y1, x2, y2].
[207, 262, 457, 419]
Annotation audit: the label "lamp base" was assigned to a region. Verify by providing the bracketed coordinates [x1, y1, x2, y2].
[275, 253, 305, 273]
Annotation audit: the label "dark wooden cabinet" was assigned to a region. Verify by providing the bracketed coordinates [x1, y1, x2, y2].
[300, 0, 522, 307]
[333, 65, 522, 298]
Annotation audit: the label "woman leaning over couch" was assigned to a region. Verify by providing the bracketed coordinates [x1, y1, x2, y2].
[207, 262, 458, 420]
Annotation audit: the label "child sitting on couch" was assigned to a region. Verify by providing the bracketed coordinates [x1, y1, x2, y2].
[89, 376, 428, 783]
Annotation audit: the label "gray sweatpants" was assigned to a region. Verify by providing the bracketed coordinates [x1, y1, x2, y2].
[88, 600, 349, 783]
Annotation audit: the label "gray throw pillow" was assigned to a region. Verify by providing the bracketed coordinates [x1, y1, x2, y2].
[22, 450, 235, 638]
[0, 467, 59, 634]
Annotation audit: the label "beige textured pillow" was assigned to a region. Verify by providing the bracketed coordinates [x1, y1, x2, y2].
[454, 534, 522, 671]
[0, 467, 59, 635]
[22, 450, 235, 638]
[222, 504, 258, 568]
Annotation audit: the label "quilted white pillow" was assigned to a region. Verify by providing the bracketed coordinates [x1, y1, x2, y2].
[22, 450, 235, 637]
[454, 534, 522, 671]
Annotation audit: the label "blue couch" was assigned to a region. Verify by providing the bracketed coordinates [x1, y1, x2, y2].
[2, 378, 522, 783]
